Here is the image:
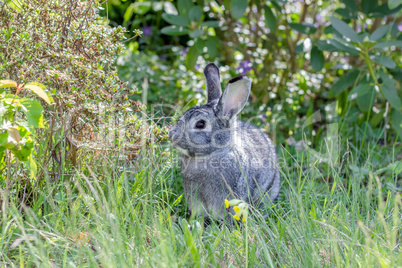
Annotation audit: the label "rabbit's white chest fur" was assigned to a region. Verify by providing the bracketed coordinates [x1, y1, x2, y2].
[180, 149, 244, 218]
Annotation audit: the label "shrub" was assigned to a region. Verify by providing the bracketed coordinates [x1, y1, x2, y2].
[0, 0, 168, 180]
[105, 0, 402, 146]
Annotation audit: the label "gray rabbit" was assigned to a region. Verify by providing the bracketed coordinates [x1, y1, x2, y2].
[169, 63, 280, 221]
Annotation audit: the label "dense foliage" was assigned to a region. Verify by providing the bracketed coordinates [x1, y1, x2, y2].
[0, 79, 50, 178]
[104, 0, 401, 147]
[0, 0, 168, 181]
[0, 0, 401, 266]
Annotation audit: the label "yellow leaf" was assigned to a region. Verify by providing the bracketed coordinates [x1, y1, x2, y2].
[0, 80, 17, 89]
[23, 84, 51, 104]
[8, 127, 20, 143]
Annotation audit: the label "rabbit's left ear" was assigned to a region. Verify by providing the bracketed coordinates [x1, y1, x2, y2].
[204, 63, 222, 105]
[217, 76, 251, 119]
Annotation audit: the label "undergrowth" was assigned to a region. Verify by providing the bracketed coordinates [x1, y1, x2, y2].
[0, 133, 400, 267]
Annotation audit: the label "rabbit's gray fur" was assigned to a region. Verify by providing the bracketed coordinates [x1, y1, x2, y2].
[169, 63, 280, 220]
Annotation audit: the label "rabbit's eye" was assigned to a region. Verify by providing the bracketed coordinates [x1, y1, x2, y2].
[195, 120, 206, 129]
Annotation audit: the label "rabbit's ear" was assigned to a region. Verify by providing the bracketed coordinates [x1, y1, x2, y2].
[204, 63, 222, 104]
[217, 76, 251, 119]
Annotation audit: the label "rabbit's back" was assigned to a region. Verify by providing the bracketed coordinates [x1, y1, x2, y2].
[236, 121, 280, 203]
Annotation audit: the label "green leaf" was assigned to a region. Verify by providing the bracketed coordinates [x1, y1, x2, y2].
[289, 23, 317, 34]
[271, 0, 283, 10]
[161, 14, 189, 27]
[361, 0, 378, 15]
[123, 3, 135, 23]
[0, 131, 8, 146]
[330, 69, 360, 96]
[356, 84, 376, 112]
[264, 5, 277, 32]
[371, 55, 396, 69]
[178, 0, 194, 15]
[20, 98, 44, 128]
[206, 38, 218, 58]
[370, 108, 385, 128]
[295, 41, 304, 53]
[17, 125, 29, 139]
[329, 17, 360, 43]
[161, 26, 190, 36]
[335, 8, 357, 19]
[379, 72, 401, 109]
[188, 6, 202, 22]
[17, 120, 34, 135]
[0, 80, 17, 89]
[189, 28, 204, 38]
[200, 20, 224, 28]
[371, 3, 402, 16]
[391, 23, 399, 37]
[181, 219, 200, 264]
[374, 40, 402, 49]
[231, 0, 248, 19]
[310, 47, 325, 72]
[392, 109, 401, 132]
[388, 0, 402, 9]
[360, 41, 377, 49]
[24, 83, 52, 104]
[132, 1, 152, 15]
[332, 36, 360, 55]
[194, 38, 205, 51]
[370, 25, 390, 41]
[185, 46, 200, 70]
[358, 32, 370, 42]
[342, 0, 359, 12]
[317, 39, 337, 52]
[24, 155, 37, 179]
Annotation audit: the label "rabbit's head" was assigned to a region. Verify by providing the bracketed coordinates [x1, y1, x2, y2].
[169, 63, 251, 157]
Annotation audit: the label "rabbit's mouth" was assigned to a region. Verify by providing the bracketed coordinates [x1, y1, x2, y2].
[169, 126, 190, 156]
[172, 145, 190, 156]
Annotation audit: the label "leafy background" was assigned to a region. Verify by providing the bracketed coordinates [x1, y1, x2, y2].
[0, 0, 401, 266]
[102, 0, 401, 150]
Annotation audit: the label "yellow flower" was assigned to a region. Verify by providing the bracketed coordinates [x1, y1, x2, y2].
[225, 199, 229, 208]
[242, 205, 249, 222]
[224, 199, 249, 222]
[228, 199, 242, 206]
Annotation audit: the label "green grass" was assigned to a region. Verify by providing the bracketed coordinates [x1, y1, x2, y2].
[0, 137, 401, 267]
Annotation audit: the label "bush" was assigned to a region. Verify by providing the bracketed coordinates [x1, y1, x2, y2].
[0, 0, 168, 181]
[104, 0, 402, 147]
[0, 0, 134, 115]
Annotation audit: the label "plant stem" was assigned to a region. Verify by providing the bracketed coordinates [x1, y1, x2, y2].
[245, 220, 248, 268]
[360, 48, 379, 151]
[3, 151, 11, 217]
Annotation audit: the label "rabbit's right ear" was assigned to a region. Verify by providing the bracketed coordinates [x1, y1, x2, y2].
[204, 63, 222, 105]
[216, 76, 251, 120]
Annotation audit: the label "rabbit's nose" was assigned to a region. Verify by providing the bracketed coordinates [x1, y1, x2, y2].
[168, 128, 176, 141]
